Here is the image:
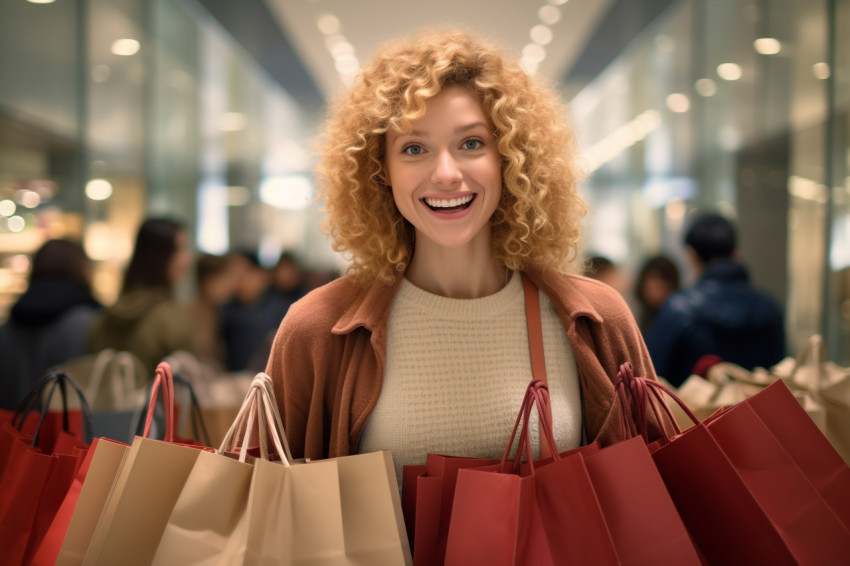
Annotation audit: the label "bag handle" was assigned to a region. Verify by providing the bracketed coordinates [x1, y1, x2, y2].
[144, 362, 176, 441]
[14, 371, 94, 446]
[500, 380, 558, 474]
[615, 362, 701, 444]
[218, 373, 293, 464]
[521, 274, 554, 459]
[172, 372, 213, 447]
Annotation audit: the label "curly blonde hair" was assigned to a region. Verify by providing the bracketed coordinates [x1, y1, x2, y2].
[316, 28, 587, 285]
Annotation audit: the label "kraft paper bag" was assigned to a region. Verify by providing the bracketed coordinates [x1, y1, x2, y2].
[81, 435, 205, 565]
[55, 438, 129, 566]
[151, 449, 253, 564]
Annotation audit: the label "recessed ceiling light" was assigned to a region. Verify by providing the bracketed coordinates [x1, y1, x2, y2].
[111, 39, 140, 56]
[716, 63, 742, 81]
[754, 38, 781, 55]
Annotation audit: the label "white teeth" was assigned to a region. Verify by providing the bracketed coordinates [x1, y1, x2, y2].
[425, 195, 474, 208]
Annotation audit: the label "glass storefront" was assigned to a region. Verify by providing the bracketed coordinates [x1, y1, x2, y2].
[572, 0, 850, 361]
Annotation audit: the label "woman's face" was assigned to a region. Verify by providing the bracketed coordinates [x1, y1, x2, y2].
[168, 230, 192, 287]
[384, 85, 502, 254]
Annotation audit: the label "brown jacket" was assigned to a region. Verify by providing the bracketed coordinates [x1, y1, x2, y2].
[265, 269, 658, 460]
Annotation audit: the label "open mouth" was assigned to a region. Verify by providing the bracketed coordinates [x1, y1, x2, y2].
[423, 194, 476, 213]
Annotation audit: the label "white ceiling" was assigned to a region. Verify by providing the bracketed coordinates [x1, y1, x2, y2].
[265, 0, 615, 100]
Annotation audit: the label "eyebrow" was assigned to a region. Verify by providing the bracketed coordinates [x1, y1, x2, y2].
[405, 121, 491, 138]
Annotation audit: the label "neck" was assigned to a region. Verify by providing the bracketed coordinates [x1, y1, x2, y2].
[405, 236, 507, 299]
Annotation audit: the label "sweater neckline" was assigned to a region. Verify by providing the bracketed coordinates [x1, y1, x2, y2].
[395, 271, 524, 320]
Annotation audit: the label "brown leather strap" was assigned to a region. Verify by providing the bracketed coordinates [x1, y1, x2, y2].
[521, 273, 553, 458]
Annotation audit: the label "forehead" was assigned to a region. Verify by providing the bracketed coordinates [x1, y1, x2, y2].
[386, 86, 489, 136]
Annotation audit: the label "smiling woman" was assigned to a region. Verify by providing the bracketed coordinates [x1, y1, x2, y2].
[264, 28, 660, 502]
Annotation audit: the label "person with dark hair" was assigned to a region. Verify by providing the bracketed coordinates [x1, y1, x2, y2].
[645, 213, 785, 386]
[0, 239, 101, 409]
[221, 251, 292, 372]
[634, 255, 680, 333]
[583, 254, 627, 295]
[190, 252, 242, 371]
[89, 217, 196, 374]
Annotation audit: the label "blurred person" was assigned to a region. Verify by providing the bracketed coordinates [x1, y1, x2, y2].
[645, 213, 785, 387]
[190, 252, 242, 372]
[221, 251, 291, 372]
[0, 239, 101, 410]
[583, 254, 628, 295]
[264, 28, 660, 484]
[271, 250, 307, 304]
[634, 254, 680, 333]
[89, 217, 197, 375]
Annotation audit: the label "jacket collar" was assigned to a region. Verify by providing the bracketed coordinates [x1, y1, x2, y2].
[331, 267, 604, 337]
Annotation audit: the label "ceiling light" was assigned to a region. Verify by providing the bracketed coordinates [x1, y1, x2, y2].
[111, 39, 140, 56]
[754, 38, 781, 55]
[548, 0, 568, 4]
[665, 93, 690, 113]
[17, 190, 41, 208]
[716, 63, 742, 81]
[530, 25, 553, 46]
[27, 0, 55, 4]
[7, 216, 25, 233]
[317, 14, 340, 35]
[0, 200, 15, 217]
[520, 59, 540, 74]
[694, 78, 717, 97]
[85, 179, 113, 201]
[538, 5, 561, 25]
[334, 55, 360, 75]
[813, 62, 830, 80]
[522, 43, 546, 64]
[328, 40, 354, 59]
[91, 64, 111, 83]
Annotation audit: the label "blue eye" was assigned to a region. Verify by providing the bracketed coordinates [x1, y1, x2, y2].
[462, 139, 483, 150]
[402, 145, 424, 155]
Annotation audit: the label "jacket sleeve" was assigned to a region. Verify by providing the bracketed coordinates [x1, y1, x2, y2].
[265, 297, 341, 461]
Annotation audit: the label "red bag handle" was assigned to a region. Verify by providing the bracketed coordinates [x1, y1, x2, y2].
[143, 362, 175, 442]
[615, 362, 701, 443]
[521, 274, 553, 459]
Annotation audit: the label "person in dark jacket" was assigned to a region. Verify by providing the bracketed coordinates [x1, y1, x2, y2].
[645, 213, 785, 386]
[0, 239, 101, 409]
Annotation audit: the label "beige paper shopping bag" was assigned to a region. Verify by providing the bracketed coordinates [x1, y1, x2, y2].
[153, 372, 287, 565]
[335, 450, 412, 565]
[82, 435, 204, 565]
[55, 438, 129, 566]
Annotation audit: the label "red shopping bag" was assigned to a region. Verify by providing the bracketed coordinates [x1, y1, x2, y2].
[443, 380, 554, 566]
[445, 380, 702, 566]
[29, 436, 130, 566]
[0, 372, 92, 566]
[618, 362, 850, 565]
[402, 453, 501, 565]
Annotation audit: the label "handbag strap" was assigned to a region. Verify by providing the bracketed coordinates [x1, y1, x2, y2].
[521, 273, 553, 459]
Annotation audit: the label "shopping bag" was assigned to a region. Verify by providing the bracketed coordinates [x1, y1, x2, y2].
[31, 436, 120, 566]
[0, 371, 92, 566]
[55, 349, 148, 443]
[152, 372, 289, 565]
[618, 362, 850, 565]
[242, 378, 410, 565]
[672, 362, 826, 433]
[770, 334, 850, 464]
[81, 362, 211, 565]
[54, 437, 129, 566]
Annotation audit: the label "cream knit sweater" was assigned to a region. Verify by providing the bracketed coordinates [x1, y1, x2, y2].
[359, 273, 582, 488]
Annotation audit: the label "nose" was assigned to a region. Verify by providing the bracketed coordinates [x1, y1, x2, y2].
[431, 150, 463, 186]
